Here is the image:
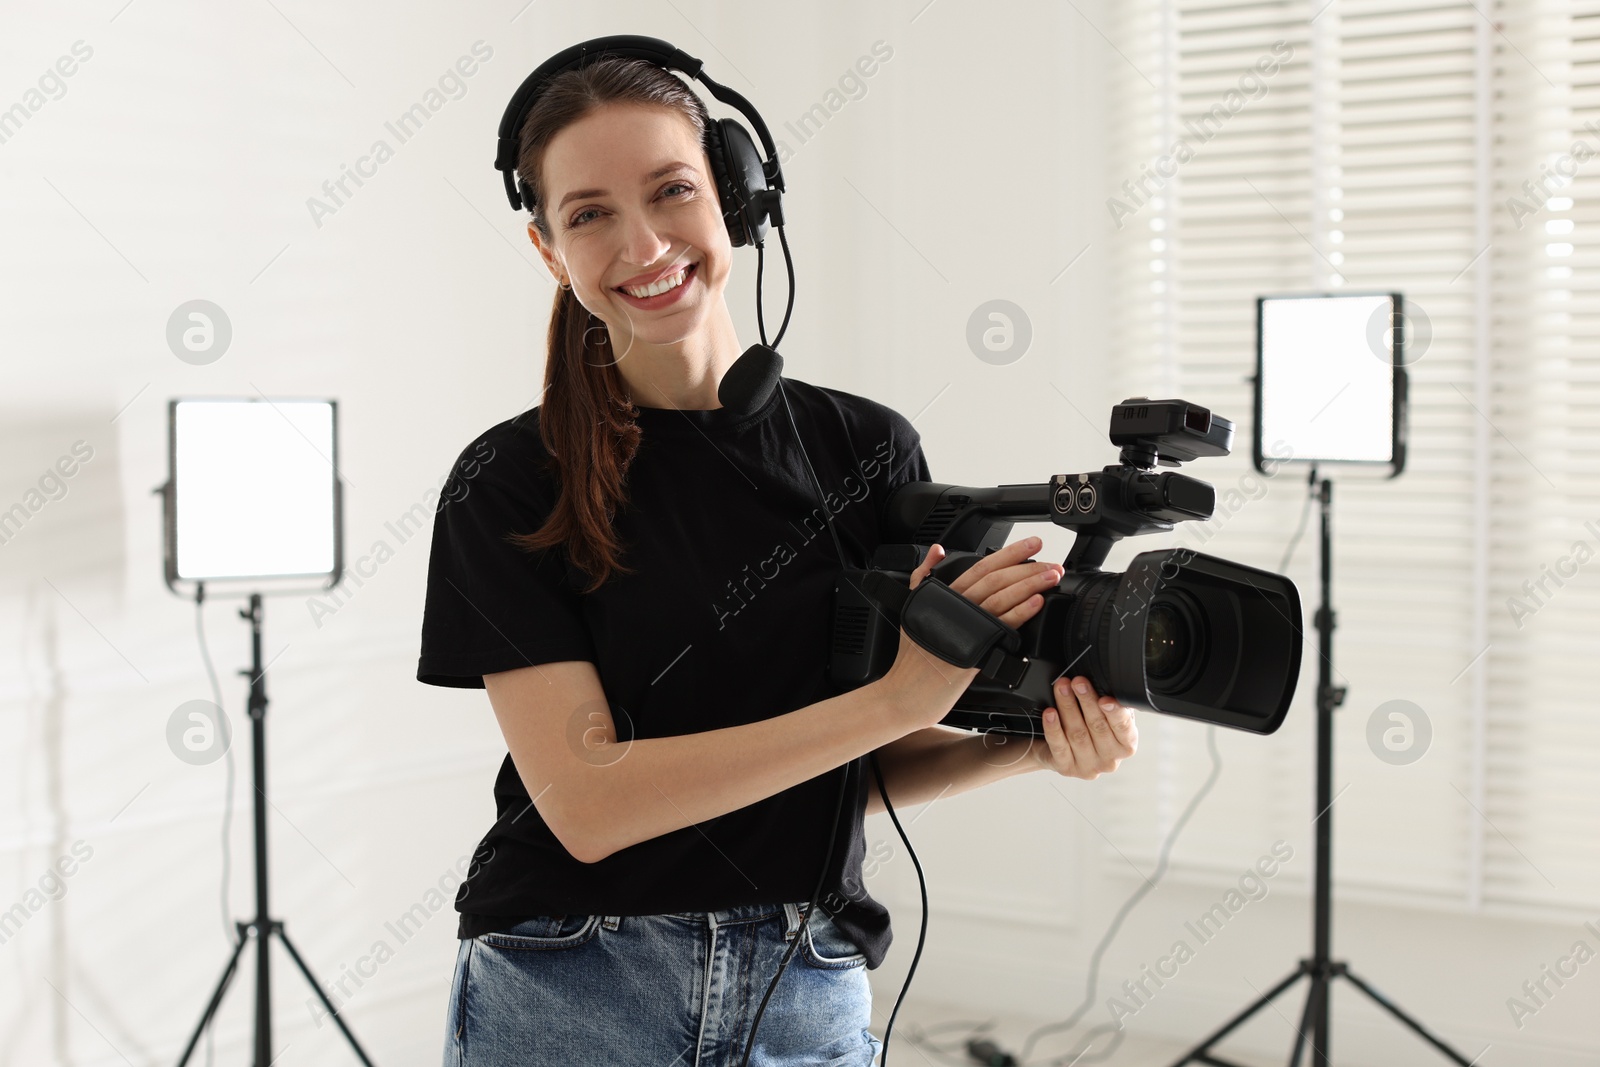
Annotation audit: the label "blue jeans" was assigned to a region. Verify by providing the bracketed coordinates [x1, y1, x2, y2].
[442, 900, 882, 1066]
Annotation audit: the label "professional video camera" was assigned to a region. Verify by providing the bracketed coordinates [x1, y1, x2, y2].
[830, 398, 1303, 736]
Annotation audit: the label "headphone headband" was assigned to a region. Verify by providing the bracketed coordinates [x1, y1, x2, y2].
[494, 34, 784, 213]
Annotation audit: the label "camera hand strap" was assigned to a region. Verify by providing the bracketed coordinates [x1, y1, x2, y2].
[859, 571, 1030, 688]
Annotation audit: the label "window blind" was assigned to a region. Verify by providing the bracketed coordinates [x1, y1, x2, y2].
[1482, 0, 1600, 913]
[1099, 0, 1598, 918]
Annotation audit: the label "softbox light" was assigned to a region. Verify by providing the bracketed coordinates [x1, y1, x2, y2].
[159, 397, 344, 593]
[1253, 292, 1409, 477]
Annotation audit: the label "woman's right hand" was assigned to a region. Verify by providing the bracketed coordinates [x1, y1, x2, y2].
[878, 535, 1064, 730]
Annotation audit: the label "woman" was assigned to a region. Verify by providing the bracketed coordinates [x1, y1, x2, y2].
[416, 53, 1138, 1067]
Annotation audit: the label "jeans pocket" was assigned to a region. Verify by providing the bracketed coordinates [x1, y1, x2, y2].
[442, 939, 472, 1063]
[475, 914, 601, 952]
[797, 909, 867, 970]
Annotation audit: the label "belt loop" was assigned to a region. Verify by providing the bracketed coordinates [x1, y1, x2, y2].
[782, 901, 804, 941]
[601, 915, 621, 931]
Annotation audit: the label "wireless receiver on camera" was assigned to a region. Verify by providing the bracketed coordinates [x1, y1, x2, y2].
[830, 397, 1304, 736]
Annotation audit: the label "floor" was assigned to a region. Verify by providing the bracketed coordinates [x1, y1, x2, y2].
[870, 999, 1303, 1067]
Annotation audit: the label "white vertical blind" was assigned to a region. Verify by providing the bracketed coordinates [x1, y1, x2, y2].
[1100, 0, 1600, 917]
[1483, 0, 1600, 912]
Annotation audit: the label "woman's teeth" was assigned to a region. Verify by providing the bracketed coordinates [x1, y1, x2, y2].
[620, 264, 692, 299]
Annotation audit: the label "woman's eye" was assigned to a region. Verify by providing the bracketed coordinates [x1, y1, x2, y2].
[568, 182, 694, 228]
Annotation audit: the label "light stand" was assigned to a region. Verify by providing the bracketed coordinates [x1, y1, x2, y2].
[1168, 469, 1474, 1067]
[172, 593, 375, 1067]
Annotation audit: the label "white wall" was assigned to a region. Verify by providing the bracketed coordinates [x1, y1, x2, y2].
[0, 1, 1591, 1065]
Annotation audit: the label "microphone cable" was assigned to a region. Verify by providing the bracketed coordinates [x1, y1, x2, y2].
[1012, 724, 1224, 1066]
[869, 747, 930, 1066]
[755, 224, 798, 351]
[735, 220, 930, 1067]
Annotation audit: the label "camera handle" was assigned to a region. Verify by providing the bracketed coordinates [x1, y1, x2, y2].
[858, 570, 1031, 688]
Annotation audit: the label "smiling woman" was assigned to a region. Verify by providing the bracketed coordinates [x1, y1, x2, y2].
[416, 37, 1132, 1067]
[420, 47, 904, 1067]
[510, 75, 745, 591]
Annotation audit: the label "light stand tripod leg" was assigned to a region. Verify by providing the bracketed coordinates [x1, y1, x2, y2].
[1338, 968, 1477, 1065]
[1286, 968, 1323, 1067]
[172, 595, 380, 1067]
[174, 922, 250, 1067]
[277, 924, 378, 1067]
[1165, 962, 1309, 1067]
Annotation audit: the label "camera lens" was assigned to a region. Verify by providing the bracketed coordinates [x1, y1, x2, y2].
[1145, 592, 1205, 692]
[1145, 602, 1187, 680]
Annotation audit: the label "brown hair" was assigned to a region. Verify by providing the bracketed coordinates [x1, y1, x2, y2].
[505, 57, 714, 594]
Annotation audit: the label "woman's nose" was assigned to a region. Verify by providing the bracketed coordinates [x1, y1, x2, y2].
[616, 210, 672, 267]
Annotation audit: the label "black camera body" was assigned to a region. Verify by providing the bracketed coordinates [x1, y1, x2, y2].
[829, 399, 1304, 736]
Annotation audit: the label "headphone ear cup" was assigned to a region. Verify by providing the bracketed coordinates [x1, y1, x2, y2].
[702, 119, 745, 247]
[705, 117, 772, 248]
[517, 176, 536, 214]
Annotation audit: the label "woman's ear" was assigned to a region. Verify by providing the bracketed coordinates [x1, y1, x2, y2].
[527, 222, 563, 283]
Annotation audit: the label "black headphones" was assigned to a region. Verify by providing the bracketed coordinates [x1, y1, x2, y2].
[494, 34, 786, 249]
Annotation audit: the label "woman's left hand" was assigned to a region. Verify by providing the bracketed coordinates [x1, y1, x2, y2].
[1032, 675, 1138, 779]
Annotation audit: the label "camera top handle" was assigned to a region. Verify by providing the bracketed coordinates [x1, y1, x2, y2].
[883, 398, 1232, 572]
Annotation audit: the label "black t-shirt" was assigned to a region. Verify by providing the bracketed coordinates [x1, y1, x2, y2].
[415, 375, 930, 970]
